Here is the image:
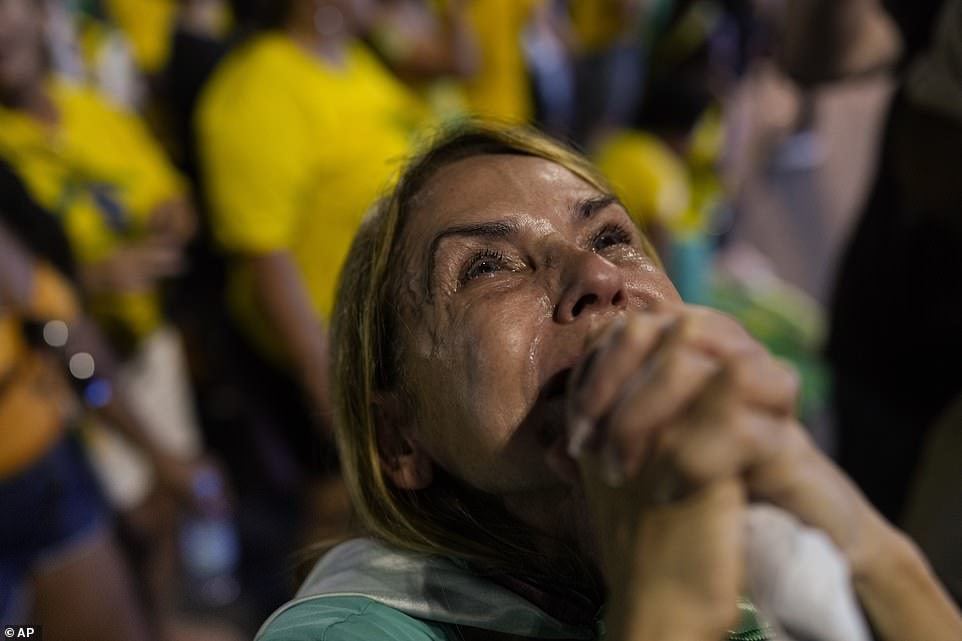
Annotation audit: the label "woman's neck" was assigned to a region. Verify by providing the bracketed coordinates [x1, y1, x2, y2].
[501, 485, 598, 565]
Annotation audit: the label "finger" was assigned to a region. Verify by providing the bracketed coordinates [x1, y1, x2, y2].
[653, 371, 787, 491]
[727, 353, 800, 415]
[567, 312, 678, 456]
[149, 200, 196, 240]
[677, 305, 763, 362]
[567, 317, 628, 453]
[133, 245, 187, 277]
[658, 305, 798, 413]
[601, 346, 720, 484]
[544, 436, 582, 486]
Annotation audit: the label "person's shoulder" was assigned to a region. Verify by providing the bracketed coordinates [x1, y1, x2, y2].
[49, 77, 131, 126]
[198, 33, 313, 129]
[256, 595, 457, 641]
[205, 33, 306, 94]
[48, 77, 160, 153]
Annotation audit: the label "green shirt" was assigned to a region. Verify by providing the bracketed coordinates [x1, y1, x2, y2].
[258, 595, 773, 641]
[258, 596, 457, 641]
[255, 539, 773, 641]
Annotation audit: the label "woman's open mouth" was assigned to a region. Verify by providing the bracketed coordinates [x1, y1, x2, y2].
[532, 367, 572, 449]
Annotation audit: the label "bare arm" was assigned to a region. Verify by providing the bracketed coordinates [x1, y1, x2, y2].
[246, 250, 331, 430]
[852, 525, 962, 641]
[0, 220, 207, 501]
[81, 197, 195, 295]
[567, 306, 962, 641]
[0, 220, 34, 308]
[775, 0, 901, 85]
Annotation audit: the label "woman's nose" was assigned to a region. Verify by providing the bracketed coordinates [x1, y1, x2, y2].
[554, 250, 628, 323]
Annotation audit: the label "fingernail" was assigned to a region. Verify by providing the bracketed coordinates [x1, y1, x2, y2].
[567, 415, 594, 458]
[602, 445, 625, 487]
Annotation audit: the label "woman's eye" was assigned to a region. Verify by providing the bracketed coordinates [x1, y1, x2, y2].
[591, 224, 632, 252]
[461, 249, 506, 284]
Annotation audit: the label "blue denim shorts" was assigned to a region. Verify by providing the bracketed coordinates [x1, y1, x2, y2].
[0, 434, 107, 621]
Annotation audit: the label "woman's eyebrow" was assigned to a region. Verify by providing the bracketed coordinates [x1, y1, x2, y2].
[574, 194, 620, 221]
[425, 218, 520, 299]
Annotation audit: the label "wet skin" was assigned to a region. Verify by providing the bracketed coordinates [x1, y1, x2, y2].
[387, 153, 680, 538]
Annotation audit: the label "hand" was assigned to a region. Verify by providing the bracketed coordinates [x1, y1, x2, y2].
[583, 470, 747, 641]
[153, 453, 231, 513]
[147, 199, 197, 245]
[566, 305, 890, 555]
[564, 304, 943, 641]
[568, 304, 890, 575]
[81, 239, 186, 294]
[567, 304, 798, 489]
[566, 305, 796, 638]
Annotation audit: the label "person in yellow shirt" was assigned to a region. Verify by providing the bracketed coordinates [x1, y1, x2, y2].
[0, 159, 198, 641]
[0, 0, 207, 498]
[198, 0, 430, 431]
[0, 0, 195, 346]
[460, 0, 541, 123]
[97, 0, 230, 76]
[0, 4, 240, 639]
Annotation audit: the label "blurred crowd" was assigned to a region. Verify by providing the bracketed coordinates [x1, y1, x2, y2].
[0, 0, 959, 639]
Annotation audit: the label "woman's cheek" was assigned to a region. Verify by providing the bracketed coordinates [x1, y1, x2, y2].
[462, 298, 545, 416]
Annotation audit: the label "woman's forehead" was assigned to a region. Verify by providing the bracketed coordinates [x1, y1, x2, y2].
[409, 154, 603, 232]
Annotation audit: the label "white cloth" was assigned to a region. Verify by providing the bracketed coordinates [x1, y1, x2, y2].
[745, 504, 871, 641]
[84, 326, 202, 509]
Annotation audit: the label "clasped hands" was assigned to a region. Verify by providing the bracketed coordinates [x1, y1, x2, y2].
[558, 303, 886, 641]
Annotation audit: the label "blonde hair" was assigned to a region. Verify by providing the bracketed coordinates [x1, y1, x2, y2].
[329, 123, 644, 585]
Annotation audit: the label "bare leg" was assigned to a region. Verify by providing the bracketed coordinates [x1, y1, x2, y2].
[29, 525, 153, 641]
[123, 490, 246, 641]
[123, 488, 180, 618]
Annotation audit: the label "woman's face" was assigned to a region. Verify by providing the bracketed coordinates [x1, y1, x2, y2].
[393, 154, 680, 502]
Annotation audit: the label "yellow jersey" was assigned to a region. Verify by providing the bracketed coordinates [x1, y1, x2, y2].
[461, 0, 540, 123]
[102, 0, 179, 73]
[197, 33, 430, 352]
[0, 263, 80, 479]
[0, 78, 186, 345]
[569, 0, 634, 51]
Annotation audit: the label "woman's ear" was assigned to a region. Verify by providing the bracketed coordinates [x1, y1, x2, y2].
[374, 393, 433, 490]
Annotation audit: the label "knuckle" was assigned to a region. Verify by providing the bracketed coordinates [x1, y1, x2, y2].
[621, 314, 656, 351]
[729, 358, 757, 389]
[732, 412, 765, 452]
[665, 350, 715, 394]
[685, 309, 757, 352]
[673, 442, 714, 486]
[779, 361, 802, 397]
[713, 309, 749, 337]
